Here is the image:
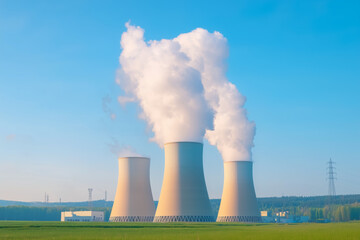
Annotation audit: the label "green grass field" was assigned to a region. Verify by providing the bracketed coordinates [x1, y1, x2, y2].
[0, 221, 359, 240]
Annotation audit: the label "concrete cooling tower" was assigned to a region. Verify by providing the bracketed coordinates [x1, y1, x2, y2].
[217, 161, 261, 222]
[154, 142, 214, 222]
[109, 157, 155, 222]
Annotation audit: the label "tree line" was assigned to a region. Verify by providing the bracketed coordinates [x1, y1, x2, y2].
[260, 203, 360, 222]
[0, 206, 111, 221]
[1, 195, 359, 222]
[1, 204, 359, 222]
[308, 203, 360, 222]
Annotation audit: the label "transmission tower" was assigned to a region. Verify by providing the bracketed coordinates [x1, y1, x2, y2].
[104, 190, 107, 208]
[88, 188, 93, 208]
[44, 192, 49, 204]
[327, 158, 336, 196]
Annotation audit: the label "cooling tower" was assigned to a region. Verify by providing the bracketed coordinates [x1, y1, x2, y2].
[109, 157, 155, 222]
[217, 161, 261, 222]
[154, 142, 214, 222]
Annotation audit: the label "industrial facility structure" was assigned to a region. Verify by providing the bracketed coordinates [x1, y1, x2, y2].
[261, 211, 309, 223]
[110, 157, 155, 222]
[154, 142, 214, 222]
[108, 144, 261, 223]
[217, 161, 261, 222]
[61, 211, 104, 222]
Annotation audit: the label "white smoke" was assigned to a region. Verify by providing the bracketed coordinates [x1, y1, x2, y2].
[107, 138, 143, 158]
[175, 29, 256, 161]
[102, 95, 117, 120]
[117, 23, 255, 161]
[117, 23, 213, 145]
[117, 96, 135, 107]
[5, 134, 16, 141]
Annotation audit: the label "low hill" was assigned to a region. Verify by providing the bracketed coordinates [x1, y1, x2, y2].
[1, 194, 359, 209]
[0, 195, 359, 221]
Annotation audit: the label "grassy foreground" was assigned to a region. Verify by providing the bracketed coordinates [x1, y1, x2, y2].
[0, 221, 359, 240]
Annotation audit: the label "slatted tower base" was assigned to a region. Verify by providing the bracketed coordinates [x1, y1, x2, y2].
[109, 216, 154, 222]
[153, 215, 215, 222]
[216, 216, 262, 223]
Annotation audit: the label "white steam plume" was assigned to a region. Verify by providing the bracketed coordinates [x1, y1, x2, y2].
[107, 138, 143, 158]
[175, 29, 256, 161]
[117, 23, 213, 146]
[117, 24, 255, 161]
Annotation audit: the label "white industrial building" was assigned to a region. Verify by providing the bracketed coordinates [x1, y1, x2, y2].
[61, 211, 104, 222]
[260, 211, 309, 223]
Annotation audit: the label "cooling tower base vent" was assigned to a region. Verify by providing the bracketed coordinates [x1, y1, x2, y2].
[216, 216, 262, 223]
[153, 215, 215, 222]
[109, 216, 154, 222]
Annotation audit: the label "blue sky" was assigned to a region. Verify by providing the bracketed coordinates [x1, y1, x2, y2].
[0, 0, 359, 202]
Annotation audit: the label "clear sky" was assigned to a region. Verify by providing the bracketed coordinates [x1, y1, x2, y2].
[1, 0, 359, 202]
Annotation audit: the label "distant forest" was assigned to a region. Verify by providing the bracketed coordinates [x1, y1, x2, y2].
[0, 194, 359, 222]
[0, 206, 112, 221]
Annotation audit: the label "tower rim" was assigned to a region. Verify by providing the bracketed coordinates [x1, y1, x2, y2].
[118, 156, 150, 160]
[164, 141, 203, 146]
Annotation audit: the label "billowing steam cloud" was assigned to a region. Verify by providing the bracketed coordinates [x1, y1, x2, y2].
[117, 23, 213, 145]
[117, 23, 255, 161]
[175, 29, 256, 162]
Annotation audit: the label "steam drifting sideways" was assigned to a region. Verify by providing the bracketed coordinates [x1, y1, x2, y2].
[117, 23, 255, 161]
[175, 29, 256, 162]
